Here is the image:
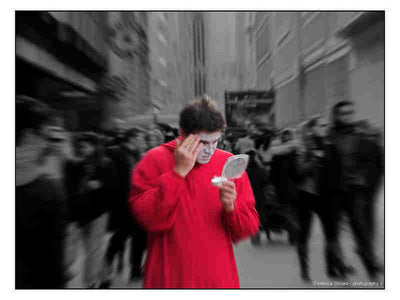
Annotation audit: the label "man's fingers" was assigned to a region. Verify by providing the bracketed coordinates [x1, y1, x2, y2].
[181, 134, 195, 150]
[218, 184, 234, 192]
[218, 186, 235, 194]
[220, 195, 235, 204]
[219, 185, 237, 196]
[187, 135, 200, 154]
[220, 192, 237, 201]
[221, 181, 235, 189]
[180, 134, 192, 149]
[220, 187, 236, 195]
[189, 142, 202, 157]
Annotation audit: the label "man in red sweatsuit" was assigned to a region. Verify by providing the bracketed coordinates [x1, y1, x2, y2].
[130, 97, 259, 288]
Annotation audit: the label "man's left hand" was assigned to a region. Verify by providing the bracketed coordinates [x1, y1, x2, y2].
[218, 181, 237, 213]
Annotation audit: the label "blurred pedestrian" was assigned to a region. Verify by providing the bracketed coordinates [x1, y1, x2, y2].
[70, 132, 116, 288]
[234, 120, 259, 154]
[129, 97, 259, 288]
[164, 128, 177, 142]
[325, 100, 383, 280]
[355, 120, 384, 238]
[43, 124, 85, 283]
[218, 131, 234, 152]
[101, 127, 148, 287]
[269, 128, 298, 244]
[108, 118, 126, 147]
[16, 95, 69, 288]
[246, 129, 274, 245]
[293, 115, 338, 281]
[146, 127, 165, 150]
[43, 124, 69, 177]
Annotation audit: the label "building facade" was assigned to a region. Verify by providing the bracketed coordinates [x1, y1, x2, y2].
[16, 11, 155, 131]
[337, 12, 384, 129]
[16, 11, 109, 130]
[141, 12, 248, 126]
[240, 11, 384, 130]
[149, 12, 247, 122]
[146, 12, 197, 127]
[204, 12, 243, 117]
[104, 11, 151, 128]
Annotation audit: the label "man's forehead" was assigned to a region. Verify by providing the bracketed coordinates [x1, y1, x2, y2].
[196, 131, 222, 141]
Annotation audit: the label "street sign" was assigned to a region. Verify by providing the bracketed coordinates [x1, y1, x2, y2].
[224, 89, 275, 128]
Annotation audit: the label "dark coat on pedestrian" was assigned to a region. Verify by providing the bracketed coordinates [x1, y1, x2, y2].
[294, 137, 327, 196]
[64, 154, 115, 226]
[106, 145, 141, 234]
[16, 175, 69, 288]
[322, 123, 384, 276]
[271, 149, 298, 205]
[323, 125, 383, 194]
[246, 150, 271, 228]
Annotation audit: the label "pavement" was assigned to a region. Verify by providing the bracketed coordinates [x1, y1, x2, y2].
[66, 186, 384, 289]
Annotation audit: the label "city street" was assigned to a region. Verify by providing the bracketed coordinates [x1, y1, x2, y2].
[15, 11, 385, 292]
[235, 186, 384, 289]
[67, 186, 384, 289]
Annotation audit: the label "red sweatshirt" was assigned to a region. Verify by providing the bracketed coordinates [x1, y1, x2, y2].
[129, 139, 259, 288]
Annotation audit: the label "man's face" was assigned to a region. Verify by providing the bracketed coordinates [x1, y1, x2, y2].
[196, 131, 222, 164]
[312, 117, 329, 138]
[337, 104, 355, 126]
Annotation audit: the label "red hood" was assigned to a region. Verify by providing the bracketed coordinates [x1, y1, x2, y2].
[161, 138, 179, 152]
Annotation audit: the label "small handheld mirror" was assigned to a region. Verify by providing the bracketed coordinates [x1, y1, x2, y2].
[211, 154, 249, 186]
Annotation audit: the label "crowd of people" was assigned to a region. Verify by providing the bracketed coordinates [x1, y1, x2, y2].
[16, 95, 178, 288]
[223, 101, 384, 282]
[16, 94, 383, 288]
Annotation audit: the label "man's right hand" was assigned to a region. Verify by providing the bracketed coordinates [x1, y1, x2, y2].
[174, 134, 203, 177]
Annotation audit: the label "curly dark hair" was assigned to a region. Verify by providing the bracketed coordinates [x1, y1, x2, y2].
[179, 96, 225, 135]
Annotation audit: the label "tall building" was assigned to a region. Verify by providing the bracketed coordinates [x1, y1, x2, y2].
[240, 11, 384, 129]
[147, 12, 217, 127]
[16, 12, 109, 130]
[16, 11, 155, 131]
[147, 12, 196, 127]
[204, 12, 243, 117]
[147, 12, 246, 125]
[104, 12, 151, 128]
[336, 12, 384, 129]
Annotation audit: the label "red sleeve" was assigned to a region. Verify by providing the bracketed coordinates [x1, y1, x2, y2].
[129, 150, 187, 232]
[222, 172, 260, 242]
